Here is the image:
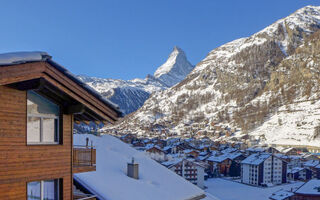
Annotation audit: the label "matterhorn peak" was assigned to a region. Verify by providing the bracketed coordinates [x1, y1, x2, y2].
[153, 46, 194, 87]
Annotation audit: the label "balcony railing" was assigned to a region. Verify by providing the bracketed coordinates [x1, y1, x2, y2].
[73, 193, 97, 200]
[73, 145, 96, 173]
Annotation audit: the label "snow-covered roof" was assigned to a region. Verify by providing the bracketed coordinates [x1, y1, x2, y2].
[207, 152, 242, 163]
[269, 189, 294, 200]
[74, 134, 207, 200]
[162, 158, 184, 167]
[287, 167, 305, 174]
[295, 179, 320, 195]
[0, 51, 122, 116]
[304, 160, 320, 168]
[241, 153, 271, 165]
[0, 51, 50, 65]
[246, 147, 265, 152]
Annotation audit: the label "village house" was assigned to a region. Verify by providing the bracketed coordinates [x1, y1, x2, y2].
[120, 133, 136, 144]
[207, 152, 244, 177]
[0, 52, 122, 199]
[184, 149, 200, 158]
[241, 153, 287, 186]
[162, 159, 206, 189]
[292, 179, 320, 200]
[287, 167, 313, 181]
[146, 145, 164, 154]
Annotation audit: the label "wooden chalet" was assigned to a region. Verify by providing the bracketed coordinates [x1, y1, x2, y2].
[146, 146, 165, 155]
[0, 52, 122, 199]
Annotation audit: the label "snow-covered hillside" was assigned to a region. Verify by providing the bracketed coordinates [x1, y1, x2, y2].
[73, 134, 208, 200]
[112, 5, 320, 146]
[78, 46, 194, 115]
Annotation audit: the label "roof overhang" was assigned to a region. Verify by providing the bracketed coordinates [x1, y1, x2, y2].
[0, 60, 121, 124]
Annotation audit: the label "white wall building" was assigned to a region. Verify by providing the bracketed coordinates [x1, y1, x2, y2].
[241, 153, 286, 186]
[163, 159, 206, 189]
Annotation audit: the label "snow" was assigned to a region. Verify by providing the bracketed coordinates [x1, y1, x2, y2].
[154, 46, 194, 87]
[79, 46, 193, 114]
[295, 179, 320, 195]
[241, 153, 271, 165]
[249, 100, 320, 146]
[111, 5, 320, 146]
[207, 152, 242, 163]
[205, 178, 303, 200]
[269, 189, 294, 200]
[0, 51, 50, 65]
[73, 134, 207, 200]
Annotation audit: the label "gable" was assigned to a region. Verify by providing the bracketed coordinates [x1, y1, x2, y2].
[0, 59, 121, 124]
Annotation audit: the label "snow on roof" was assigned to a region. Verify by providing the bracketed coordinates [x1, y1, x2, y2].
[162, 158, 184, 167]
[295, 179, 320, 195]
[241, 153, 271, 165]
[246, 147, 265, 152]
[304, 160, 320, 167]
[287, 167, 305, 174]
[184, 149, 199, 154]
[0, 51, 50, 65]
[269, 189, 294, 200]
[221, 147, 237, 154]
[74, 134, 206, 200]
[162, 158, 207, 169]
[207, 152, 242, 163]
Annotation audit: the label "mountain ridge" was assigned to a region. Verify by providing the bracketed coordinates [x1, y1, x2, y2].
[79, 46, 194, 115]
[110, 5, 320, 147]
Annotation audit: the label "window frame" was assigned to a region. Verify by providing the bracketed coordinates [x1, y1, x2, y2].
[26, 90, 62, 145]
[27, 179, 61, 200]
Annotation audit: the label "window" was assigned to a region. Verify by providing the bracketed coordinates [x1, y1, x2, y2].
[27, 91, 60, 144]
[27, 179, 60, 200]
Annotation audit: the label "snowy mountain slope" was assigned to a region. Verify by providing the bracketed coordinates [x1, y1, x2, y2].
[78, 74, 166, 114]
[73, 134, 208, 200]
[154, 46, 194, 87]
[78, 46, 194, 115]
[112, 6, 320, 146]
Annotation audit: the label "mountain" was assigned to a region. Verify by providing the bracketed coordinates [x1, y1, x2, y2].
[154, 46, 194, 87]
[111, 6, 320, 146]
[78, 47, 194, 115]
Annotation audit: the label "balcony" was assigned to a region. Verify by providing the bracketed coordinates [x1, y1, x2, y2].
[73, 145, 96, 173]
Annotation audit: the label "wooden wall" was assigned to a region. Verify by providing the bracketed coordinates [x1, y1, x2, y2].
[0, 86, 73, 199]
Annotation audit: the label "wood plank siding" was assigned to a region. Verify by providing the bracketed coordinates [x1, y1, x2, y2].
[0, 86, 73, 199]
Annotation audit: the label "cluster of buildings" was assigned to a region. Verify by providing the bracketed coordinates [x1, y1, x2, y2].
[119, 134, 320, 194]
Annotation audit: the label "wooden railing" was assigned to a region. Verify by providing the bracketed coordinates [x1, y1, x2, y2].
[73, 145, 96, 167]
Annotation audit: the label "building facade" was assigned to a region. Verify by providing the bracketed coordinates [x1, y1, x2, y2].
[241, 153, 287, 186]
[0, 52, 121, 200]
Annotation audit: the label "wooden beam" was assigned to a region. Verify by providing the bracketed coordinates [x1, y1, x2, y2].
[44, 63, 119, 119]
[41, 74, 116, 124]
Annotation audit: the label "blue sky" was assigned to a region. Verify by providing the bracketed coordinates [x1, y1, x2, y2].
[0, 0, 319, 80]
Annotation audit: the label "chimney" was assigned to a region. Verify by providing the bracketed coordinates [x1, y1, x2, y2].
[127, 157, 139, 179]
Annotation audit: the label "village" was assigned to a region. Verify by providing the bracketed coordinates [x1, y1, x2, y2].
[116, 132, 320, 200]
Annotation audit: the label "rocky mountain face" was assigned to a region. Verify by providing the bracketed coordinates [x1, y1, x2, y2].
[111, 6, 320, 146]
[78, 47, 194, 115]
